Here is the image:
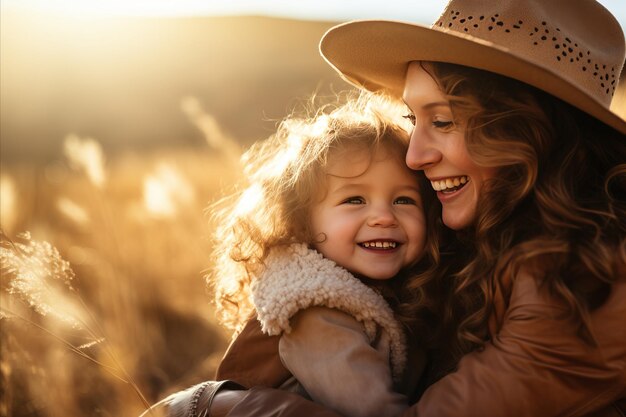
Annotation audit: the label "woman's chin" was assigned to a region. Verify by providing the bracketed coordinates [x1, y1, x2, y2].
[442, 207, 475, 231]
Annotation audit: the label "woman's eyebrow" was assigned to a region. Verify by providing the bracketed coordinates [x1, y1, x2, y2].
[423, 101, 450, 110]
[402, 100, 450, 111]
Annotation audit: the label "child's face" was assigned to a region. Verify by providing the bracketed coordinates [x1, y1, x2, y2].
[310, 146, 427, 280]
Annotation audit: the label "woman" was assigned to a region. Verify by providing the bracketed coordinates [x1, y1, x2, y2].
[158, 0, 626, 415]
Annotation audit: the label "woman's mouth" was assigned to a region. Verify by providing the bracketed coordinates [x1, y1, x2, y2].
[431, 176, 469, 193]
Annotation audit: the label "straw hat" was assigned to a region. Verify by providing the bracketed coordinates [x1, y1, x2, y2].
[320, 0, 626, 134]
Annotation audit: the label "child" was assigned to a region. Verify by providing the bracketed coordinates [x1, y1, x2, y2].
[205, 93, 436, 417]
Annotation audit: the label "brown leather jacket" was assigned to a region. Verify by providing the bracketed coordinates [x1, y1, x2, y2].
[216, 307, 424, 417]
[215, 317, 290, 389]
[220, 270, 626, 417]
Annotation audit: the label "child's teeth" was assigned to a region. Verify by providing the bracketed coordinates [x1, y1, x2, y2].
[361, 241, 397, 249]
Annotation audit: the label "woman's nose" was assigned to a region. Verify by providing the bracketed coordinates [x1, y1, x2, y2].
[367, 205, 397, 227]
[406, 128, 442, 171]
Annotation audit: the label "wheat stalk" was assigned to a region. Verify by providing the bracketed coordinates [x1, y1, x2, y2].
[0, 229, 155, 415]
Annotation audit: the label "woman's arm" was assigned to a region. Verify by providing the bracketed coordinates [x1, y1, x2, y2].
[212, 274, 625, 417]
[278, 306, 410, 417]
[402, 273, 626, 417]
[223, 387, 342, 417]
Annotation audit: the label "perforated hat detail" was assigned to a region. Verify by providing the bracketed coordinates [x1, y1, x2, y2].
[320, 0, 626, 134]
[438, 8, 618, 97]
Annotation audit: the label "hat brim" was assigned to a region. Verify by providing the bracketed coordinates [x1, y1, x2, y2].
[320, 20, 626, 134]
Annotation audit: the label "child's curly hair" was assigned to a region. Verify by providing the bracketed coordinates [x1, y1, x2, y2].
[207, 92, 437, 331]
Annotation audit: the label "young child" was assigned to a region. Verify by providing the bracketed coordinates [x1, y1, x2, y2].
[206, 93, 436, 417]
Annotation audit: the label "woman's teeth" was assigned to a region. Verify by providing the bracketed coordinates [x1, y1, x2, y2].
[361, 241, 397, 249]
[431, 176, 469, 192]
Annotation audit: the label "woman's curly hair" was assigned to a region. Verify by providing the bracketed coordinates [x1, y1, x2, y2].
[424, 62, 626, 361]
[207, 91, 439, 332]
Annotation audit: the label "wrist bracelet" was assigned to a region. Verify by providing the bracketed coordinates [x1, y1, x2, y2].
[188, 381, 211, 417]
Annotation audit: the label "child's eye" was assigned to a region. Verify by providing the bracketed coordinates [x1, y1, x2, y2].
[403, 114, 416, 126]
[394, 196, 416, 205]
[342, 197, 365, 205]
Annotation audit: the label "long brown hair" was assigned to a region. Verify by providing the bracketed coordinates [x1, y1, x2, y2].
[425, 62, 626, 358]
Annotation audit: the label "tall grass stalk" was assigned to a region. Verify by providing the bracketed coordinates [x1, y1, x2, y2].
[0, 230, 154, 414]
[2, 112, 238, 416]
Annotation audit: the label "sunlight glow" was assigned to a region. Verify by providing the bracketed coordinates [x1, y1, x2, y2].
[181, 97, 242, 160]
[1, 0, 449, 20]
[143, 163, 195, 218]
[267, 132, 306, 180]
[1, 0, 233, 18]
[57, 198, 91, 226]
[63, 135, 106, 188]
[0, 175, 17, 233]
[234, 183, 264, 217]
[0, 232, 84, 328]
[1, 0, 623, 27]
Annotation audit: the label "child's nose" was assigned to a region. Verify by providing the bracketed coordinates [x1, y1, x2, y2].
[367, 205, 397, 227]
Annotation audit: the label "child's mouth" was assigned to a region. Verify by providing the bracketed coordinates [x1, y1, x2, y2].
[358, 240, 399, 250]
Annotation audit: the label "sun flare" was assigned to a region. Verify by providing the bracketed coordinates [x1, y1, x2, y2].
[1, 0, 218, 17]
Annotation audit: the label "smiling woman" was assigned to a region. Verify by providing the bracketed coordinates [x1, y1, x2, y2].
[161, 0, 626, 416]
[403, 62, 498, 231]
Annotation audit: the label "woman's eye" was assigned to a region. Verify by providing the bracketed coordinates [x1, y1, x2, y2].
[403, 114, 416, 126]
[394, 197, 416, 205]
[433, 120, 454, 129]
[343, 197, 365, 205]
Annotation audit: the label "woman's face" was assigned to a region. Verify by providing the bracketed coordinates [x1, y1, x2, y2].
[402, 62, 495, 230]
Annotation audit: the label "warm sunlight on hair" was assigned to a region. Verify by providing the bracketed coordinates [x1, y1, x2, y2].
[263, 131, 307, 181]
[233, 183, 264, 218]
[143, 163, 195, 218]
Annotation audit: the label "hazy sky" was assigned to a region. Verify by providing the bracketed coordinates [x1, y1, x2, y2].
[4, 0, 626, 27]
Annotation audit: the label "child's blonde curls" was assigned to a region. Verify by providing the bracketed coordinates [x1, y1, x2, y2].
[207, 92, 418, 331]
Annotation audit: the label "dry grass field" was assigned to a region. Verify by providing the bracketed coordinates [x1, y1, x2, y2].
[1, 134, 243, 416]
[0, 12, 346, 416]
[2, 8, 625, 417]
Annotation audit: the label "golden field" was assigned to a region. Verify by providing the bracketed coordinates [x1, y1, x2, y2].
[2, 8, 625, 417]
[0, 11, 347, 416]
[1, 145, 237, 416]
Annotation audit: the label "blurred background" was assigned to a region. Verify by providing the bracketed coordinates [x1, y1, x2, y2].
[1, 1, 625, 416]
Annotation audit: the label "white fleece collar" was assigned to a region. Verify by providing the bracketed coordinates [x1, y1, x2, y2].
[251, 243, 407, 381]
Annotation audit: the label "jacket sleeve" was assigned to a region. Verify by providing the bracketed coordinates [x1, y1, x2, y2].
[219, 275, 625, 417]
[215, 317, 292, 388]
[403, 273, 626, 417]
[278, 306, 409, 417]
